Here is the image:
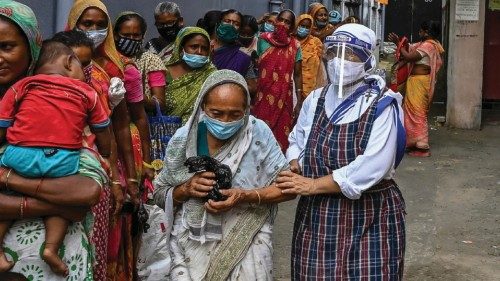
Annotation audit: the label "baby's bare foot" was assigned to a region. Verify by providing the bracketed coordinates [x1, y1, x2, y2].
[0, 251, 14, 272]
[42, 247, 68, 276]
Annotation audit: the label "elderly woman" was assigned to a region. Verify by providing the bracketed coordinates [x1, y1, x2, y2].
[278, 24, 406, 279]
[308, 3, 335, 41]
[145, 1, 184, 64]
[0, 1, 106, 279]
[153, 69, 295, 280]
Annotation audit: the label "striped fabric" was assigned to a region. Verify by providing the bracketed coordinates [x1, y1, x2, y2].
[292, 85, 406, 280]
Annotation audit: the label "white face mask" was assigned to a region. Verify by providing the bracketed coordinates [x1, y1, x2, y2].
[327, 57, 366, 86]
[80, 28, 108, 49]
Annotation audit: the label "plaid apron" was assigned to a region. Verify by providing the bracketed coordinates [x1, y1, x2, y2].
[292, 85, 406, 280]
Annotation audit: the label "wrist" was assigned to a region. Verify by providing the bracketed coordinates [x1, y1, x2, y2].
[174, 183, 189, 203]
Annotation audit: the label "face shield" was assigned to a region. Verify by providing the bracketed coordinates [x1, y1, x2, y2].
[324, 34, 375, 98]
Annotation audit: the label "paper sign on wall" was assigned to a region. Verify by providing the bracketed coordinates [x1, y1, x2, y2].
[456, 0, 480, 21]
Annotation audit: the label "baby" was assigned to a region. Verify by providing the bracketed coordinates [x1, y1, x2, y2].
[0, 40, 111, 276]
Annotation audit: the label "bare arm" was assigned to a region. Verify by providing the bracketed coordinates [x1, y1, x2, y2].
[0, 127, 5, 143]
[400, 47, 422, 62]
[275, 170, 341, 195]
[2, 171, 101, 207]
[293, 60, 304, 120]
[91, 126, 112, 157]
[0, 193, 89, 221]
[144, 86, 166, 113]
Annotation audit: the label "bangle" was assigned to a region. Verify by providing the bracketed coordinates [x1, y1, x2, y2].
[5, 169, 12, 190]
[172, 196, 186, 204]
[253, 189, 261, 205]
[19, 196, 25, 219]
[127, 178, 139, 183]
[143, 161, 154, 169]
[23, 197, 28, 217]
[111, 180, 122, 186]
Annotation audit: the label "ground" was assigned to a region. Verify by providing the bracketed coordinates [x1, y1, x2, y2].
[272, 106, 500, 280]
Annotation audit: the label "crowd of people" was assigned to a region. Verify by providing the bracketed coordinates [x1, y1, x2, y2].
[0, 0, 444, 280]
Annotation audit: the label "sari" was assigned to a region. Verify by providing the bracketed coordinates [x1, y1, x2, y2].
[252, 31, 300, 152]
[165, 27, 216, 124]
[404, 39, 444, 150]
[213, 44, 251, 76]
[0, 2, 100, 280]
[296, 14, 323, 97]
[153, 69, 288, 280]
[68, 1, 143, 279]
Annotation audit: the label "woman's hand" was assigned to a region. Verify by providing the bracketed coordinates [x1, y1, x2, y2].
[204, 188, 245, 214]
[110, 182, 125, 217]
[276, 170, 315, 196]
[126, 180, 141, 206]
[142, 167, 155, 181]
[182, 172, 216, 199]
[388, 32, 400, 45]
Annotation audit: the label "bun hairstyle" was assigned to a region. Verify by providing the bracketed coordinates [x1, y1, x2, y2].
[196, 10, 221, 37]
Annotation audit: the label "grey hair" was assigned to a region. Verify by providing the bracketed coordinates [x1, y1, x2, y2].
[154, 2, 181, 17]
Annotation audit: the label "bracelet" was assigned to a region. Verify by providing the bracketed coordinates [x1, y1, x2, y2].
[23, 197, 28, 217]
[19, 196, 25, 219]
[127, 178, 139, 183]
[253, 189, 261, 205]
[5, 169, 12, 190]
[142, 161, 154, 169]
[35, 178, 44, 195]
[172, 196, 186, 204]
[111, 180, 122, 186]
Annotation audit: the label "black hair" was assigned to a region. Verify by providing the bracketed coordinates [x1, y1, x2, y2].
[219, 9, 243, 24]
[196, 10, 221, 37]
[343, 15, 361, 24]
[35, 40, 74, 70]
[421, 20, 441, 39]
[181, 32, 209, 49]
[241, 15, 258, 34]
[51, 30, 93, 51]
[114, 13, 147, 36]
[278, 9, 296, 28]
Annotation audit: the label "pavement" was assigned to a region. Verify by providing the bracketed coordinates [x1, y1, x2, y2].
[271, 105, 500, 280]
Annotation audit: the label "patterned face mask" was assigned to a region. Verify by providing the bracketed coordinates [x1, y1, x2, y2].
[115, 35, 142, 57]
[83, 63, 93, 84]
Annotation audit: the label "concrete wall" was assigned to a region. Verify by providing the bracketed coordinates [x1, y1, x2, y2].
[446, 0, 485, 129]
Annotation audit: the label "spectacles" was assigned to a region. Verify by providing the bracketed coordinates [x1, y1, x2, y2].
[155, 20, 177, 29]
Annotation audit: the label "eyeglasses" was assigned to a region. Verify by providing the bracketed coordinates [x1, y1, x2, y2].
[155, 20, 177, 29]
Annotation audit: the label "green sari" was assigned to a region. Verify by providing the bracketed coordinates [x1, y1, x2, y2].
[165, 27, 216, 124]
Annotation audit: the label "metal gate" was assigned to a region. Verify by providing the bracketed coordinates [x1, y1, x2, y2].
[483, 1, 500, 100]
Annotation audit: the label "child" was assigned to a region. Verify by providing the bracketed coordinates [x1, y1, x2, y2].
[0, 40, 112, 276]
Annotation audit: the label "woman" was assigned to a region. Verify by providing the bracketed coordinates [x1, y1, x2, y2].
[279, 24, 406, 280]
[153, 69, 295, 280]
[0, 1, 106, 279]
[212, 9, 255, 83]
[67, 1, 148, 280]
[252, 9, 303, 152]
[114, 12, 167, 114]
[164, 27, 216, 123]
[196, 10, 222, 42]
[308, 3, 335, 41]
[389, 21, 444, 157]
[239, 15, 258, 56]
[295, 14, 323, 97]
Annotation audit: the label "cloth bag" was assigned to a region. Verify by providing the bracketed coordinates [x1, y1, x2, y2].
[136, 204, 171, 280]
[148, 98, 181, 172]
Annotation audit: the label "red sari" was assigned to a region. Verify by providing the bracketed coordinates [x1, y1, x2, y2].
[252, 32, 299, 151]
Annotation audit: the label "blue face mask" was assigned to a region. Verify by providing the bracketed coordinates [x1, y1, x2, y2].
[296, 26, 310, 38]
[263, 22, 275, 33]
[182, 51, 209, 69]
[203, 113, 245, 140]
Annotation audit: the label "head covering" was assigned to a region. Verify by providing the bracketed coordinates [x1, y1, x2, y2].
[329, 10, 342, 24]
[325, 23, 376, 63]
[295, 13, 314, 30]
[66, 0, 124, 72]
[309, 2, 327, 22]
[0, 0, 42, 74]
[166, 26, 210, 66]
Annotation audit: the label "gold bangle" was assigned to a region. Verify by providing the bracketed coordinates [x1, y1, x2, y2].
[143, 161, 154, 169]
[111, 180, 122, 186]
[19, 196, 25, 219]
[127, 178, 139, 183]
[254, 189, 261, 205]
